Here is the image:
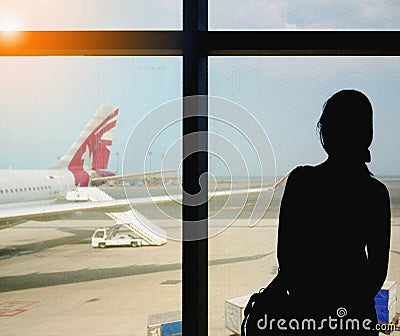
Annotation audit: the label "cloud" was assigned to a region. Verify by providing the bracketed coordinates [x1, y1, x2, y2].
[209, 0, 400, 30]
[209, 0, 295, 30]
[295, 0, 400, 29]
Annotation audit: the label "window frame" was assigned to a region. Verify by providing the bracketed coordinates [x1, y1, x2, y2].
[1, 1, 399, 335]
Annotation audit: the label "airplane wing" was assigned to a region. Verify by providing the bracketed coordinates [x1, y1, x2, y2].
[0, 185, 276, 224]
[90, 168, 179, 185]
[0, 195, 168, 223]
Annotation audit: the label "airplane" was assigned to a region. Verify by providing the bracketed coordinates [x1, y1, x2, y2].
[0, 105, 177, 226]
[0, 105, 286, 229]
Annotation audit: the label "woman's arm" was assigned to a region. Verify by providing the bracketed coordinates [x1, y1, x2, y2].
[277, 167, 303, 278]
[366, 182, 391, 297]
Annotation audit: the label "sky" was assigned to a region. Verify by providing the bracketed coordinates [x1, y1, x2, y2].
[0, 2, 399, 177]
[0, 0, 399, 30]
[210, 57, 400, 176]
[210, 0, 400, 30]
[0, 0, 182, 30]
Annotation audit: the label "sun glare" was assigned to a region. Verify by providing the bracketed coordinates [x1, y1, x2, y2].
[2, 27, 16, 33]
[0, 16, 23, 47]
[0, 15, 21, 32]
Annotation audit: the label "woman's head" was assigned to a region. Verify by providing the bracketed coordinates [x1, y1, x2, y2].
[317, 89, 373, 163]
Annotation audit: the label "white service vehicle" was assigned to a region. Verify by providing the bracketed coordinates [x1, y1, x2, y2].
[91, 225, 143, 248]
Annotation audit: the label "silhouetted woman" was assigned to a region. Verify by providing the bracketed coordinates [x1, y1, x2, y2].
[276, 89, 391, 335]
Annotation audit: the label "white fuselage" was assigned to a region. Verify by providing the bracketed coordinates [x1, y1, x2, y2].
[0, 169, 76, 205]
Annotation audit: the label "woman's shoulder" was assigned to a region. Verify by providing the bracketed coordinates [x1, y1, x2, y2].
[288, 165, 316, 178]
[284, 165, 316, 188]
[286, 163, 337, 189]
[368, 176, 390, 199]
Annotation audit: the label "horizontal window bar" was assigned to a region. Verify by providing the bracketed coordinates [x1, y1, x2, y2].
[1, 31, 399, 56]
[204, 31, 400, 56]
[0, 31, 183, 56]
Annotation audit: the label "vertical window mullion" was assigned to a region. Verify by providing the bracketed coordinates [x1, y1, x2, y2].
[183, 1, 208, 336]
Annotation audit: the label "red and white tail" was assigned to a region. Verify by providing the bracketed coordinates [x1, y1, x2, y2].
[49, 105, 119, 186]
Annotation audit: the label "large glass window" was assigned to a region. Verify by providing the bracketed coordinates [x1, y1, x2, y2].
[209, 56, 400, 335]
[0, 56, 182, 335]
[1, 2, 399, 336]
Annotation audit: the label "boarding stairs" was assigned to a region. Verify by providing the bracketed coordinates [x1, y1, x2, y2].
[67, 187, 167, 246]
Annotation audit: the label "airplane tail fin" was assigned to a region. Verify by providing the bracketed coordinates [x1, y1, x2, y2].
[49, 105, 119, 186]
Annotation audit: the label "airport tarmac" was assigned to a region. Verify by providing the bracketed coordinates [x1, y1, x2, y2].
[0, 183, 399, 336]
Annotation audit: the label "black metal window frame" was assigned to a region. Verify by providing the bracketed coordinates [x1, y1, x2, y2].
[1, 1, 399, 335]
